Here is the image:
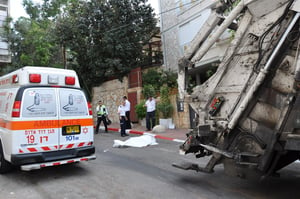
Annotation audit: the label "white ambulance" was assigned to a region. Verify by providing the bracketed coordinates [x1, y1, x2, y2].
[0, 66, 96, 172]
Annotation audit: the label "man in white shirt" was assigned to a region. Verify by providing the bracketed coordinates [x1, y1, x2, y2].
[144, 96, 156, 131]
[118, 100, 129, 137]
[123, 96, 131, 129]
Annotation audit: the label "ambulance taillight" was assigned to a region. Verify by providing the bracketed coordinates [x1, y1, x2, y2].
[88, 102, 93, 115]
[12, 101, 21, 117]
[29, 74, 41, 83]
[65, 76, 75, 85]
[12, 74, 18, 83]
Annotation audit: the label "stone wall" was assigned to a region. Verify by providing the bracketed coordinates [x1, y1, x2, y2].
[92, 77, 128, 125]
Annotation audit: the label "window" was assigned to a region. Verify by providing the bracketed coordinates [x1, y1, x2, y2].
[22, 88, 57, 117]
[59, 89, 88, 116]
[0, 0, 8, 6]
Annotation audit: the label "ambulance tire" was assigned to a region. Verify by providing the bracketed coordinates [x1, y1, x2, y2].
[0, 142, 12, 174]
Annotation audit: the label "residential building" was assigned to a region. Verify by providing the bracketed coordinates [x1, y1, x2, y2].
[0, 0, 10, 66]
[159, 0, 231, 85]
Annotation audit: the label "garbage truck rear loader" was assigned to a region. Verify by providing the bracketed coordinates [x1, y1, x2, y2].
[174, 0, 300, 179]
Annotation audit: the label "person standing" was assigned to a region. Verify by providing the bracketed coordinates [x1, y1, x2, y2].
[118, 100, 128, 137]
[95, 100, 108, 133]
[123, 96, 131, 129]
[144, 96, 156, 131]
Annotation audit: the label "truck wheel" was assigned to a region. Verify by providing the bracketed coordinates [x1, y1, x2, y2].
[0, 143, 12, 173]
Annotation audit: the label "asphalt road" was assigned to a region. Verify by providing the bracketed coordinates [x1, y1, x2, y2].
[0, 132, 300, 199]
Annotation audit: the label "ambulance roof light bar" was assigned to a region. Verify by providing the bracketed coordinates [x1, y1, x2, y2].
[3, 67, 80, 87]
[28, 73, 76, 86]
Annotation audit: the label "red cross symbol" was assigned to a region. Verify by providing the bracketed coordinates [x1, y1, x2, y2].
[83, 127, 88, 134]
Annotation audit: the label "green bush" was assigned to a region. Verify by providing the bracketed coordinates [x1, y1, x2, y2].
[142, 84, 156, 99]
[142, 69, 162, 92]
[157, 103, 173, 118]
[161, 70, 178, 89]
[135, 100, 146, 119]
[157, 85, 173, 118]
[142, 69, 178, 93]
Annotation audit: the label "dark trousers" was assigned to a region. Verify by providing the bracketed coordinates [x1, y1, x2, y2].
[96, 115, 108, 133]
[120, 116, 126, 136]
[125, 111, 131, 129]
[146, 110, 156, 130]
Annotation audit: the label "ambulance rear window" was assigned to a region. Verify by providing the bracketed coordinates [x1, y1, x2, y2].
[59, 89, 88, 116]
[22, 88, 57, 117]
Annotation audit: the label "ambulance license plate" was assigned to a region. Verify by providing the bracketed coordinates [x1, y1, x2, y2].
[63, 125, 81, 135]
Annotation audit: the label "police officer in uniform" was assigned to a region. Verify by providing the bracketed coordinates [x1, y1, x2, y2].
[95, 100, 108, 133]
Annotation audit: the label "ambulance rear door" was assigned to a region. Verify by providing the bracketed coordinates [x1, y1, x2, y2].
[17, 87, 60, 154]
[57, 87, 93, 151]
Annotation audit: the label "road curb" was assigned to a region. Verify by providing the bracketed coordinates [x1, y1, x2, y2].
[99, 126, 185, 143]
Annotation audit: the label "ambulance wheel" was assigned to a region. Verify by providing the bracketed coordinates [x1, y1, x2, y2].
[0, 142, 12, 173]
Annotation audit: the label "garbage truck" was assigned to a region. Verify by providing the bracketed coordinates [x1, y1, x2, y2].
[173, 0, 300, 179]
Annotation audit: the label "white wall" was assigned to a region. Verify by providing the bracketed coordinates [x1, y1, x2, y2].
[159, 0, 230, 71]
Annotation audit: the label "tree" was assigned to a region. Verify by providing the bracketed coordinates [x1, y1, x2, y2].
[142, 69, 178, 93]
[54, 0, 157, 92]
[4, 0, 157, 97]
[4, 0, 72, 69]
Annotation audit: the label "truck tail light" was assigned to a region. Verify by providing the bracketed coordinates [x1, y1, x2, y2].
[88, 102, 93, 115]
[12, 101, 21, 117]
[29, 74, 41, 83]
[65, 76, 75, 85]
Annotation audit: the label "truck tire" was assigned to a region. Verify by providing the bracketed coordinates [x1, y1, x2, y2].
[0, 142, 12, 173]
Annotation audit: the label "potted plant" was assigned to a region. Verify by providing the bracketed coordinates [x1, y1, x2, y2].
[135, 100, 147, 126]
[157, 85, 173, 128]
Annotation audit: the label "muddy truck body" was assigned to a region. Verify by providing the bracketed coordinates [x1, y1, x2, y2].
[174, 0, 300, 179]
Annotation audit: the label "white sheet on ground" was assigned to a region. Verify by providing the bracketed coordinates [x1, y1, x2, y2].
[113, 134, 158, 148]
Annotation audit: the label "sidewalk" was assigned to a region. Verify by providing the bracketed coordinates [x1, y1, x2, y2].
[102, 123, 189, 143]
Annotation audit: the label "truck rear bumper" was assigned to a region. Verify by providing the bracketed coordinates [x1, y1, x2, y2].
[10, 146, 95, 166]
